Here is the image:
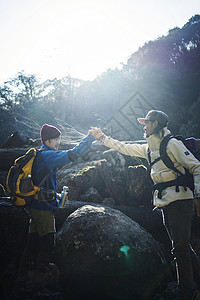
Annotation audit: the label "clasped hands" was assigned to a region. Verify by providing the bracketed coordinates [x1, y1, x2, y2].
[88, 126, 104, 140]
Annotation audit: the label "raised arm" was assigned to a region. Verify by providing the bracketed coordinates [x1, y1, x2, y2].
[90, 126, 148, 160]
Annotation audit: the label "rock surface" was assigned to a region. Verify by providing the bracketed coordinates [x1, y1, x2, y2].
[55, 205, 167, 299]
[57, 149, 152, 207]
[0, 198, 30, 272]
[54, 201, 170, 252]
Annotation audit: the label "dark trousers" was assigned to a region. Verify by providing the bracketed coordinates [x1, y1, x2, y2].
[162, 199, 200, 299]
[20, 232, 55, 270]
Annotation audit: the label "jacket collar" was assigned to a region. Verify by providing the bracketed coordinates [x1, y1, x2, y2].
[40, 144, 52, 150]
[146, 127, 171, 150]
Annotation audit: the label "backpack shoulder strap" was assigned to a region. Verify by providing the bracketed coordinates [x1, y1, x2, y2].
[160, 135, 183, 175]
[160, 135, 173, 156]
[35, 148, 54, 187]
[147, 147, 151, 165]
[148, 149, 162, 168]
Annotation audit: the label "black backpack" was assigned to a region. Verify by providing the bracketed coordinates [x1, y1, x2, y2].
[148, 135, 200, 199]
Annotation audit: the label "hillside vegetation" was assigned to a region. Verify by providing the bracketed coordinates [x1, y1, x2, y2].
[0, 15, 200, 144]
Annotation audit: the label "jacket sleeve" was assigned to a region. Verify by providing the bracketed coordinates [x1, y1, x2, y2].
[167, 139, 200, 197]
[42, 135, 95, 170]
[68, 134, 95, 159]
[102, 135, 148, 160]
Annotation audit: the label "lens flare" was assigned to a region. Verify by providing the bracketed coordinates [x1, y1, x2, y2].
[120, 245, 130, 258]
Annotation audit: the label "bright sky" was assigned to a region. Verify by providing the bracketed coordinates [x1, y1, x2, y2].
[0, 0, 199, 84]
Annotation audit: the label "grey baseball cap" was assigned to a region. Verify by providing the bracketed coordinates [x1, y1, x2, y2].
[137, 110, 168, 126]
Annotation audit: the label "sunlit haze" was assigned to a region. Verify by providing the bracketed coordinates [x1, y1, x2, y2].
[0, 0, 199, 83]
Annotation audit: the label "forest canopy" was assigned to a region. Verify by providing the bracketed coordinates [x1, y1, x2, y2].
[0, 15, 200, 144]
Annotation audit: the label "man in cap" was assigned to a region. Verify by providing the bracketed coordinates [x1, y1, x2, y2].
[90, 110, 200, 299]
[20, 124, 95, 279]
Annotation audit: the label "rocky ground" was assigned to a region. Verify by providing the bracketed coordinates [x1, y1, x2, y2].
[0, 133, 200, 299]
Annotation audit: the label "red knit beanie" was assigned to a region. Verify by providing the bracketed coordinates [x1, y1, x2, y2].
[40, 124, 61, 144]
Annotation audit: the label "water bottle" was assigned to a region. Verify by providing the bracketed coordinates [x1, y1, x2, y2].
[59, 186, 69, 208]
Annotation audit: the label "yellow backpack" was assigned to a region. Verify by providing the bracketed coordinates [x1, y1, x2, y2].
[6, 148, 40, 206]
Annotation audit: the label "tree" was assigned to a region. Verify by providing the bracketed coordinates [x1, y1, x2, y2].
[5, 71, 40, 105]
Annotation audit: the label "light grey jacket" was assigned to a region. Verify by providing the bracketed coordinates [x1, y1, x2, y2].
[101, 128, 200, 207]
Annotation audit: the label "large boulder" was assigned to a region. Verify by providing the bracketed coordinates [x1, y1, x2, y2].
[55, 205, 167, 299]
[0, 198, 30, 271]
[57, 159, 107, 197]
[57, 149, 152, 206]
[1, 131, 29, 148]
[0, 148, 27, 171]
[0, 198, 30, 299]
[54, 201, 170, 251]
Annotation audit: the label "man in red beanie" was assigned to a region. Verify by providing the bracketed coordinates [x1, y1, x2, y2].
[20, 123, 95, 280]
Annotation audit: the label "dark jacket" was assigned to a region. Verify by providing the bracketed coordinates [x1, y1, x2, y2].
[31, 135, 95, 210]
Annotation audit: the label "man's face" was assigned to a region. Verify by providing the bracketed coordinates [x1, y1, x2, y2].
[45, 136, 61, 150]
[143, 120, 158, 138]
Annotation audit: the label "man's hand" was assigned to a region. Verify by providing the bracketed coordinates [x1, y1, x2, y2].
[194, 198, 200, 217]
[88, 126, 104, 139]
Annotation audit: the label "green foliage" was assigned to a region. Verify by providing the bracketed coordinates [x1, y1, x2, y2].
[179, 96, 200, 137]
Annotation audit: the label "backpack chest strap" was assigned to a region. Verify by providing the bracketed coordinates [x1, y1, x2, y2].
[152, 175, 189, 199]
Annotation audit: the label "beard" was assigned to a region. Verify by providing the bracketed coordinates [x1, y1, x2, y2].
[143, 132, 147, 139]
